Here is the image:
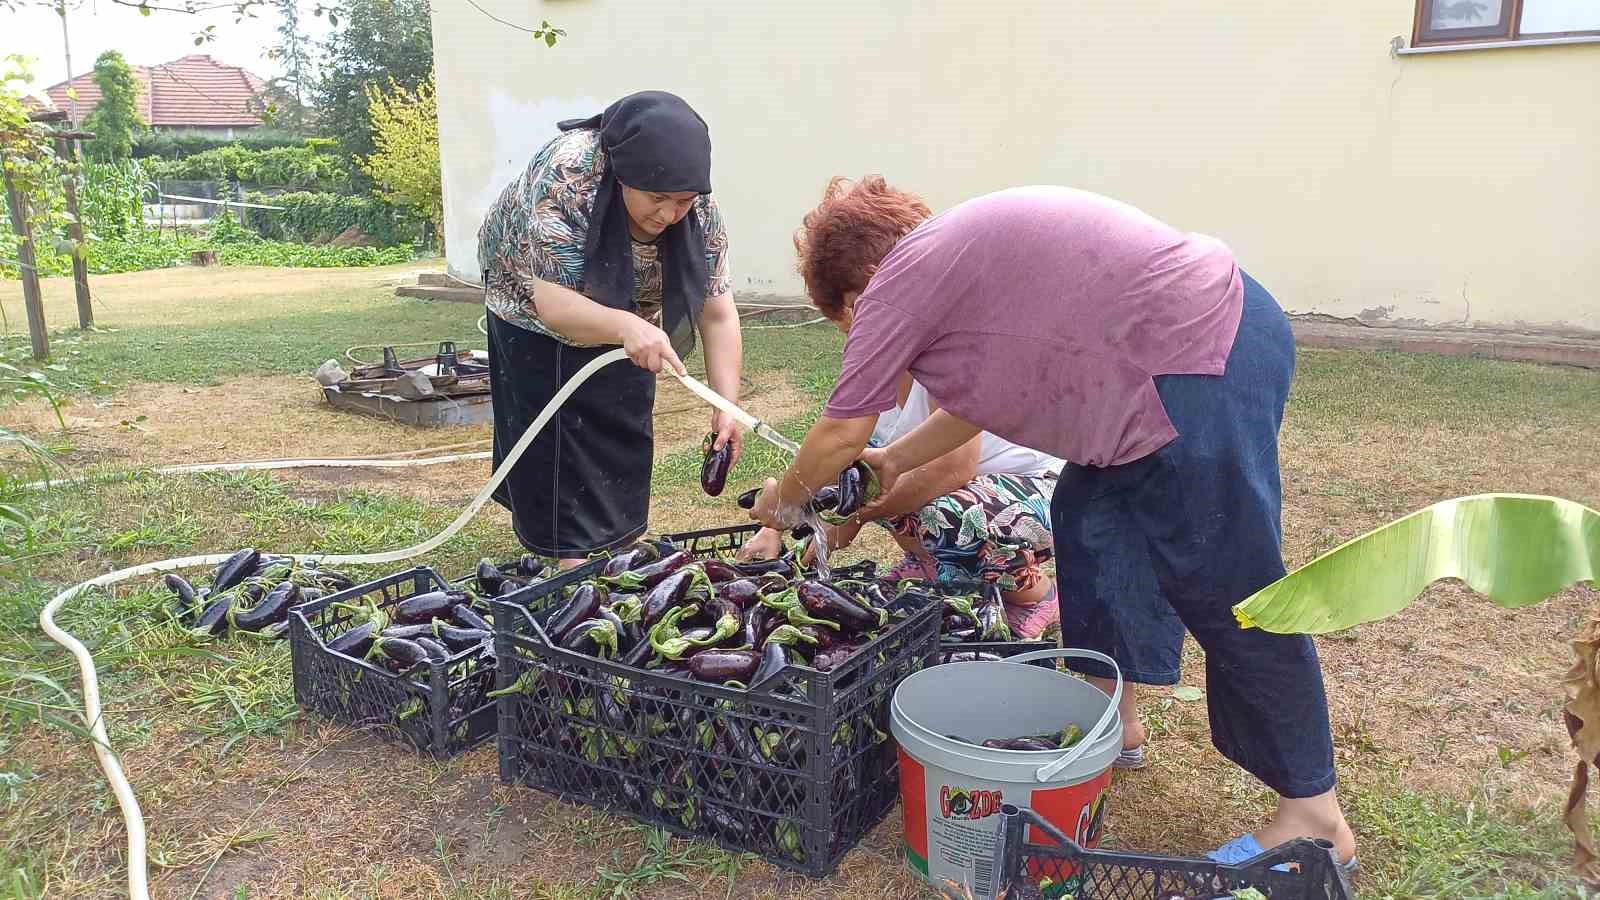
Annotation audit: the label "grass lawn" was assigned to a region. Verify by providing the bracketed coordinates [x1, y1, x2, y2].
[2, 266, 1596, 898]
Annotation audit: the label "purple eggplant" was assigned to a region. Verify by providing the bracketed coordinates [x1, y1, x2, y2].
[946, 627, 979, 642]
[415, 636, 451, 662]
[700, 432, 734, 497]
[230, 581, 299, 631]
[395, 590, 453, 624]
[810, 640, 866, 672]
[620, 635, 656, 668]
[834, 461, 879, 518]
[517, 554, 545, 577]
[211, 548, 259, 593]
[435, 625, 490, 651]
[496, 575, 531, 597]
[736, 486, 759, 510]
[327, 621, 376, 658]
[191, 595, 233, 637]
[473, 559, 505, 595]
[739, 603, 771, 649]
[451, 603, 493, 632]
[796, 580, 886, 632]
[371, 636, 429, 670]
[380, 623, 436, 640]
[941, 650, 1004, 663]
[640, 568, 700, 628]
[602, 544, 659, 578]
[608, 551, 693, 591]
[733, 558, 797, 579]
[560, 618, 619, 658]
[718, 578, 762, 609]
[702, 559, 743, 584]
[596, 606, 630, 649]
[546, 582, 606, 643]
[163, 573, 197, 617]
[688, 649, 760, 683]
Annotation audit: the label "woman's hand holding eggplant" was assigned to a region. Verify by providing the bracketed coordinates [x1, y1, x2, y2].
[748, 477, 804, 530]
[710, 411, 743, 472]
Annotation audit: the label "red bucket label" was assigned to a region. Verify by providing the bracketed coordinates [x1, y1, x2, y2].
[900, 747, 1112, 899]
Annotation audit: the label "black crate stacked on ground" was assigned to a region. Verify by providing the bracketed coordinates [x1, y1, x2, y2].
[657, 522, 880, 582]
[993, 804, 1354, 900]
[289, 566, 497, 756]
[490, 561, 942, 877]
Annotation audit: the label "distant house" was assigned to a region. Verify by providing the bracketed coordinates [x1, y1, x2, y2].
[41, 54, 269, 137]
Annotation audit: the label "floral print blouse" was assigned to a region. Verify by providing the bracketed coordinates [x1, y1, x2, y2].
[477, 128, 732, 345]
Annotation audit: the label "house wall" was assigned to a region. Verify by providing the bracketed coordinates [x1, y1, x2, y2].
[431, 0, 1600, 333]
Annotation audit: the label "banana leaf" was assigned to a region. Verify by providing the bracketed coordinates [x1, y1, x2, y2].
[1233, 493, 1600, 635]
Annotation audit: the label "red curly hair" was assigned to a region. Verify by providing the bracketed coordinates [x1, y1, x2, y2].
[794, 176, 932, 318]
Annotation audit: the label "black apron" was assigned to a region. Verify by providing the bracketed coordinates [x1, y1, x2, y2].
[486, 310, 653, 556]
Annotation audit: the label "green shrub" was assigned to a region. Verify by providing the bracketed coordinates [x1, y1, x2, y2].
[132, 129, 305, 159]
[145, 144, 351, 191]
[242, 190, 419, 246]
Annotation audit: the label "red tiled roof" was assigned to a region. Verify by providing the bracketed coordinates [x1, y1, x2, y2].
[42, 55, 266, 128]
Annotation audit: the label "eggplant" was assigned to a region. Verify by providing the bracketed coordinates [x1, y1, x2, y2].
[371, 637, 429, 670]
[163, 573, 197, 614]
[702, 559, 743, 584]
[596, 607, 629, 648]
[327, 621, 376, 658]
[380, 623, 437, 641]
[517, 554, 545, 577]
[834, 461, 879, 518]
[231, 581, 299, 631]
[811, 483, 840, 511]
[560, 618, 619, 658]
[688, 649, 760, 683]
[976, 599, 1011, 642]
[943, 613, 972, 633]
[211, 548, 260, 593]
[251, 553, 288, 574]
[706, 596, 742, 631]
[609, 551, 693, 591]
[191, 596, 233, 637]
[299, 586, 325, 604]
[641, 568, 699, 629]
[415, 636, 451, 662]
[735, 486, 759, 510]
[546, 582, 606, 642]
[253, 620, 291, 640]
[619, 635, 656, 668]
[749, 640, 790, 686]
[945, 627, 979, 642]
[474, 559, 506, 595]
[718, 578, 762, 610]
[733, 558, 795, 578]
[436, 625, 491, 652]
[601, 546, 656, 578]
[796, 580, 885, 633]
[700, 432, 734, 497]
[395, 590, 454, 624]
[810, 640, 865, 672]
[704, 801, 751, 841]
[496, 575, 531, 597]
[451, 603, 493, 632]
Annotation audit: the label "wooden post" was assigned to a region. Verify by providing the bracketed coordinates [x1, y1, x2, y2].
[1, 153, 50, 361]
[56, 136, 92, 329]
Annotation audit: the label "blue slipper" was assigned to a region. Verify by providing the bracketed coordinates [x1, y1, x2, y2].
[1209, 832, 1357, 874]
[1113, 744, 1147, 770]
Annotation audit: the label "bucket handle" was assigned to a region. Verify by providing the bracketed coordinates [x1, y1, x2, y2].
[1004, 648, 1123, 783]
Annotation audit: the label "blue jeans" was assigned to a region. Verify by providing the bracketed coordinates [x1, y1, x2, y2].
[1050, 272, 1336, 799]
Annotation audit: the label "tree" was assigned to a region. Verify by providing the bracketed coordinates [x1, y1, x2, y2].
[81, 51, 144, 161]
[361, 73, 439, 237]
[315, 0, 433, 165]
[262, 0, 318, 133]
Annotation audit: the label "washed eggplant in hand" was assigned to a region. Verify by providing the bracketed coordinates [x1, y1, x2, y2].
[833, 461, 880, 518]
[211, 548, 260, 593]
[700, 433, 734, 497]
[688, 649, 760, 683]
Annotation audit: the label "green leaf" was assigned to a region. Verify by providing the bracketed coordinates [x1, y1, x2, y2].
[544, 31, 557, 47]
[139, 3, 151, 14]
[1171, 685, 1203, 702]
[1234, 494, 1600, 634]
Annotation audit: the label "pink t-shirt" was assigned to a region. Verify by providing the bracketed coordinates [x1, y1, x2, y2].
[823, 186, 1243, 468]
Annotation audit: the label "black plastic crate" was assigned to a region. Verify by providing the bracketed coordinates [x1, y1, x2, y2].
[993, 804, 1354, 900]
[490, 562, 942, 877]
[657, 522, 879, 582]
[288, 566, 497, 756]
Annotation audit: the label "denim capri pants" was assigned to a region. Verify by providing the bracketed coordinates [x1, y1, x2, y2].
[1050, 272, 1336, 799]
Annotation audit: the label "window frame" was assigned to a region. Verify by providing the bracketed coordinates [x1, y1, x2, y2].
[1413, 0, 1600, 47]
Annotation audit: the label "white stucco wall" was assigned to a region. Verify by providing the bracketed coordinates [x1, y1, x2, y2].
[432, 1, 1600, 333]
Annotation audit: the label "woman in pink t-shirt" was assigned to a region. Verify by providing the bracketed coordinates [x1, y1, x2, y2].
[748, 176, 1355, 868]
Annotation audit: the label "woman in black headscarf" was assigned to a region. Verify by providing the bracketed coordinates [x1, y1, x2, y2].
[478, 91, 743, 566]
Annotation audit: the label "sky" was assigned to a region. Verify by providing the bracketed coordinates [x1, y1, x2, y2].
[2, 0, 331, 93]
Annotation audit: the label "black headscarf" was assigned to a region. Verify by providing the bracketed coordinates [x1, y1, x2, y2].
[558, 91, 713, 357]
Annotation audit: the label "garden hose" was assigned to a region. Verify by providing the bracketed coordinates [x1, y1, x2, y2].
[39, 347, 631, 900]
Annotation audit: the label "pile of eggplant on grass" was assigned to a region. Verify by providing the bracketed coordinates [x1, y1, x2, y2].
[495, 540, 910, 687]
[162, 548, 357, 642]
